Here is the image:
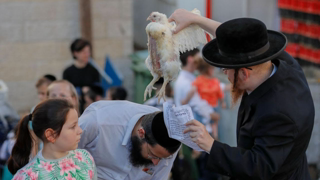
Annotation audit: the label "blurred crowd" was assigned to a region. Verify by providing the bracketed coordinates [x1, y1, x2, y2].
[0, 37, 232, 180]
[0, 37, 317, 180]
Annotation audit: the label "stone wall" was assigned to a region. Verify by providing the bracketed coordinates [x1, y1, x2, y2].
[0, 0, 133, 113]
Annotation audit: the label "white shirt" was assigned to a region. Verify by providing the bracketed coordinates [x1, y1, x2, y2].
[144, 96, 174, 110]
[174, 70, 214, 120]
[78, 100, 177, 180]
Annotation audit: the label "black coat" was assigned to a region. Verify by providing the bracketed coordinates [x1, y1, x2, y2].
[207, 52, 315, 180]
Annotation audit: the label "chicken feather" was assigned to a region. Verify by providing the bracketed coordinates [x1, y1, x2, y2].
[144, 8, 209, 102]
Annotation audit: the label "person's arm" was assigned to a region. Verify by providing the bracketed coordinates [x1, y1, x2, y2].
[168, 9, 222, 36]
[188, 91, 217, 121]
[184, 113, 297, 179]
[181, 86, 197, 105]
[78, 107, 99, 149]
[219, 99, 227, 109]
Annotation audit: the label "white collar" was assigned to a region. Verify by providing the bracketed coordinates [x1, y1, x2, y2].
[121, 113, 148, 146]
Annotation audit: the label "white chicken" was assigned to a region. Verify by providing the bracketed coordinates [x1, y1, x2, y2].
[144, 9, 209, 102]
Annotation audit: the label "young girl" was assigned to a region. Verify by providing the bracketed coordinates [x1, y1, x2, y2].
[8, 99, 97, 180]
[192, 59, 227, 139]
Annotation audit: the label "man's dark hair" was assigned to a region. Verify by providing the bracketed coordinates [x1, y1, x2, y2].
[70, 38, 91, 59]
[179, 48, 200, 67]
[141, 112, 181, 154]
[109, 86, 127, 100]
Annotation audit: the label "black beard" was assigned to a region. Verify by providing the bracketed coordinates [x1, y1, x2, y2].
[129, 136, 153, 167]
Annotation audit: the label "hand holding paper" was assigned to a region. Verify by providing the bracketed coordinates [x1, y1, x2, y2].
[184, 120, 214, 153]
[163, 102, 205, 151]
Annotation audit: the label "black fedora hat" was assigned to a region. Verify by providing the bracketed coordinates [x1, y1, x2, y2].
[202, 18, 287, 68]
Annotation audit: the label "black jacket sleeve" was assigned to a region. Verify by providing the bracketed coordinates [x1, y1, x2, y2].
[207, 113, 298, 180]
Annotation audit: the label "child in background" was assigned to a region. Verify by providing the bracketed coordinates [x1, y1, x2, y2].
[83, 85, 104, 109]
[106, 86, 127, 100]
[9, 99, 97, 180]
[31, 74, 56, 113]
[35, 75, 56, 103]
[192, 59, 226, 139]
[47, 80, 80, 114]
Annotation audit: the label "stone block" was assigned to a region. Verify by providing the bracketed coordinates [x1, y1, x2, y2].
[0, 2, 28, 23]
[25, 1, 57, 21]
[91, 0, 120, 20]
[93, 39, 123, 59]
[0, 42, 72, 64]
[56, 0, 80, 21]
[6, 81, 38, 113]
[107, 19, 132, 38]
[0, 23, 23, 42]
[24, 21, 81, 42]
[123, 38, 133, 56]
[35, 61, 64, 79]
[92, 20, 108, 39]
[0, 62, 38, 81]
[120, 0, 132, 18]
[56, 41, 73, 62]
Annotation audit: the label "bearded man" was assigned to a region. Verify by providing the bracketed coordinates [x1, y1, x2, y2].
[169, 9, 315, 180]
[78, 101, 180, 180]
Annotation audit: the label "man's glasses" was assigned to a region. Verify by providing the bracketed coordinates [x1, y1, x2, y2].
[146, 143, 173, 160]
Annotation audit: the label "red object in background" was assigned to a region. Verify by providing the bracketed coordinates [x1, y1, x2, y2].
[299, 46, 310, 62]
[309, 24, 319, 39]
[296, 21, 320, 39]
[281, 18, 297, 34]
[285, 43, 299, 58]
[279, 0, 319, 14]
[205, 0, 212, 42]
[279, 0, 319, 65]
[311, 1, 320, 15]
[278, 0, 291, 9]
[297, 21, 307, 35]
[311, 49, 320, 64]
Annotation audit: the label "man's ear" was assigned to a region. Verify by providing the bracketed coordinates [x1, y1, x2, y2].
[137, 128, 146, 139]
[44, 128, 57, 143]
[239, 68, 250, 82]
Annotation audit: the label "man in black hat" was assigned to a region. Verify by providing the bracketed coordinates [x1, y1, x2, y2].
[169, 9, 315, 180]
[78, 101, 181, 180]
